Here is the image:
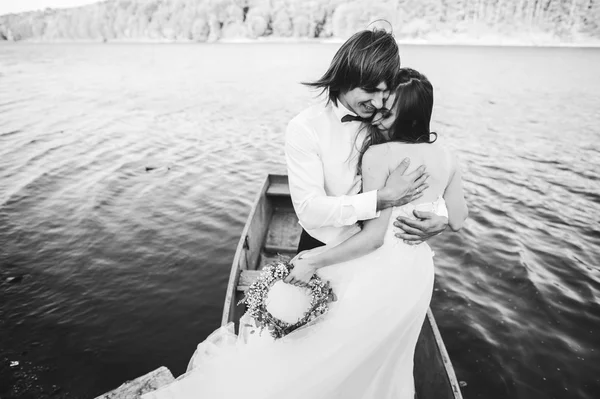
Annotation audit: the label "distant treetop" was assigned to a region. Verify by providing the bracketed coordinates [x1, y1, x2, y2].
[1, 0, 599, 44]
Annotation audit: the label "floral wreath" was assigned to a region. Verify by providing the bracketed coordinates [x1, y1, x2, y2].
[238, 260, 335, 339]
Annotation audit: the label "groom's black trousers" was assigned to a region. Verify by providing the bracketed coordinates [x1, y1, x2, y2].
[297, 229, 325, 253]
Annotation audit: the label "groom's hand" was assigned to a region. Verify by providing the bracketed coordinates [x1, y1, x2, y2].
[394, 211, 448, 245]
[377, 159, 429, 211]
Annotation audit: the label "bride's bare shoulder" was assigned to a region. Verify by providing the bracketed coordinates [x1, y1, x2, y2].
[364, 142, 390, 153]
[361, 143, 390, 163]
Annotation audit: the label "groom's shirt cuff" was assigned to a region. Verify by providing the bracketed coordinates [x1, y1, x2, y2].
[341, 190, 379, 224]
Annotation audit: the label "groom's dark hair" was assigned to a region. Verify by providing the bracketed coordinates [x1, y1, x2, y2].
[303, 28, 400, 105]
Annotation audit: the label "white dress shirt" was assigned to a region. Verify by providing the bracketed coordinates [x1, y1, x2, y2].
[285, 100, 379, 246]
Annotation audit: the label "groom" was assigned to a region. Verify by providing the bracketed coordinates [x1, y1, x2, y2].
[285, 28, 448, 253]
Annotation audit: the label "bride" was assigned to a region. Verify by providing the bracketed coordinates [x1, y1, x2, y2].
[142, 68, 468, 399]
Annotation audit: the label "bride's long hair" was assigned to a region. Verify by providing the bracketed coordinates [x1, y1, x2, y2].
[356, 68, 437, 174]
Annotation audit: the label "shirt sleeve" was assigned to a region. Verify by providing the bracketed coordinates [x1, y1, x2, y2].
[284, 118, 379, 230]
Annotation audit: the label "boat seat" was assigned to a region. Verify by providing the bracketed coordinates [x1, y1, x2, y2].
[266, 182, 289, 197]
[264, 211, 301, 253]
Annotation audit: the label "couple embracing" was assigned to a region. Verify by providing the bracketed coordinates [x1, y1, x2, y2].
[144, 28, 468, 399]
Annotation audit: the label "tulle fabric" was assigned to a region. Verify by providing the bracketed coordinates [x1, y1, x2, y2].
[142, 199, 447, 399]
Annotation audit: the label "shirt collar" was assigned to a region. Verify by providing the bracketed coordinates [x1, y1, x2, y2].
[332, 100, 357, 123]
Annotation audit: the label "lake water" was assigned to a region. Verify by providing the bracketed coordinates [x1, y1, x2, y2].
[0, 43, 598, 399]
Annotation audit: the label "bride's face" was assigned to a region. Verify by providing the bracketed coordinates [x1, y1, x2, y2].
[372, 92, 397, 138]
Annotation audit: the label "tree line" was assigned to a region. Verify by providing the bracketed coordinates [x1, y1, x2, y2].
[1, 0, 599, 43]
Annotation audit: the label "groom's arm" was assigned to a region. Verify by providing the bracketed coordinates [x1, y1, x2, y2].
[285, 119, 379, 230]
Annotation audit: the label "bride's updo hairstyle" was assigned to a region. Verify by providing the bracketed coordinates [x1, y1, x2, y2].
[358, 68, 437, 172]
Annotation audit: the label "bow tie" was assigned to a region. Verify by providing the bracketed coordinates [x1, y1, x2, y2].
[341, 114, 368, 123]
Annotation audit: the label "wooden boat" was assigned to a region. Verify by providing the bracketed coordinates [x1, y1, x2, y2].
[222, 174, 464, 399]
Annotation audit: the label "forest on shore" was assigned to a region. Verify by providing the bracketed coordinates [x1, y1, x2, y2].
[1, 0, 599, 45]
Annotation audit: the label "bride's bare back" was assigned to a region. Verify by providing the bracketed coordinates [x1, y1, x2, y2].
[362, 140, 467, 231]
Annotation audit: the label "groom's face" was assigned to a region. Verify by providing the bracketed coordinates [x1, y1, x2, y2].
[341, 82, 389, 118]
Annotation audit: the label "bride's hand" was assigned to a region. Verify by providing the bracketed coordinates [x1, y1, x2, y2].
[283, 257, 317, 287]
[290, 249, 310, 264]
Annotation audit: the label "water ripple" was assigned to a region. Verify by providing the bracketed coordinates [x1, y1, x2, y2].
[0, 43, 599, 399]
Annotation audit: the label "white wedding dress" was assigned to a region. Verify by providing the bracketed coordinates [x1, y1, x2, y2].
[143, 198, 448, 399]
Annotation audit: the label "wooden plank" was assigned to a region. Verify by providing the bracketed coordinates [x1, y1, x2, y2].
[94, 367, 174, 399]
[247, 198, 272, 269]
[258, 251, 293, 269]
[237, 253, 296, 290]
[237, 269, 262, 291]
[264, 244, 297, 254]
[266, 175, 292, 197]
[266, 181, 289, 197]
[264, 210, 301, 253]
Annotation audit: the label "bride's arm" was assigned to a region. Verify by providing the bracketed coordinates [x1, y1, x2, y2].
[285, 146, 393, 284]
[299, 208, 392, 271]
[443, 151, 468, 231]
